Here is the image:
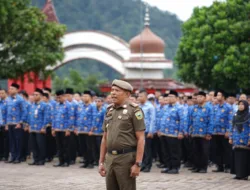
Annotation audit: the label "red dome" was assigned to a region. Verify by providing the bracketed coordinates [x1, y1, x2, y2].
[129, 27, 165, 54]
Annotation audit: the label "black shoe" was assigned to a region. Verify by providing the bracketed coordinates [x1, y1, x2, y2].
[70, 161, 75, 165]
[212, 168, 224, 172]
[93, 161, 98, 166]
[80, 163, 88, 168]
[184, 162, 193, 168]
[224, 168, 230, 173]
[157, 164, 166, 169]
[142, 168, 151, 173]
[86, 164, 94, 169]
[198, 169, 207, 173]
[53, 163, 64, 167]
[233, 176, 241, 180]
[167, 168, 179, 174]
[140, 166, 146, 172]
[37, 161, 45, 166]
[161, 168, 170, 173]
[5, 159, 15, 163]
[188, 167, 196, 171]
[28, 162, 38, 166]
[20, 158, 26, 162]
[192, 168, 200, 173]
[1, 158, 7, 162]
[62, 163, 69, 167]
[13, 160, 21, 164]
[45, 158, 53, 163]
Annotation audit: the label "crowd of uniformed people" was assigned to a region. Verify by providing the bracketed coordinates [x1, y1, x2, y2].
[0, 83, 250, 180]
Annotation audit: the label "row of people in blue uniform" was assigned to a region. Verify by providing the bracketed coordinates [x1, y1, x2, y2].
[0, 83, 106, 168]
[136, 89, 250, 178]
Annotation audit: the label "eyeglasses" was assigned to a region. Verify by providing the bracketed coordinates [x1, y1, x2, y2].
[33, 94, 40, 96]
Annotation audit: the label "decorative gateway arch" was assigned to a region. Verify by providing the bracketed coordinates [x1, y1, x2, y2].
[47, 31, 130, 76]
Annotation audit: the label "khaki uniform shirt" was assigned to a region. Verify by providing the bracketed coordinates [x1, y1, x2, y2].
[102, 101, 145, 150]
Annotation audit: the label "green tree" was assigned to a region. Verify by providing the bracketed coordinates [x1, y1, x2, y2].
[52, 69, 107, 93]
[0, 0, 66, 79]
[175, 0, 250, 92]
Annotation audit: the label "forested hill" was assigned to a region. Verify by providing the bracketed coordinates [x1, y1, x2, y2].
[32, 0, 182, 60]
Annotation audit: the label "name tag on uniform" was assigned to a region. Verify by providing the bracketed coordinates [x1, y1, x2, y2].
[34, 109, 38, 115]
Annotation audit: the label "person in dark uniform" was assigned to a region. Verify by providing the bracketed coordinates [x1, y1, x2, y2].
[6, 83, 27, 164]
[27, 88, 49, 166]
[98, 79, 145, 190]
[0, 89, 9, 161]
[52, 90, 75, 167]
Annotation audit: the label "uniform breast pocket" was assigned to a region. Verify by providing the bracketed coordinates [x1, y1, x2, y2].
[118, 116, 131, 131]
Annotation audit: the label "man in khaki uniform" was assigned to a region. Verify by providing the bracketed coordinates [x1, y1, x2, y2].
[98, 79, 145, 190]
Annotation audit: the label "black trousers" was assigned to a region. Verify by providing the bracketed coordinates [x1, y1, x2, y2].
[161, 136, 181, 169]
[95, 136, 102, 162]
[8, 125, 23, 161]
[192, 137, 210, 169]
[21, 130, 29, 160]
[70, 132, 77, 162]
[46, 127, 56, 160]
[79, 134, 95, 165]
[55, 131, 70, 164]
[212, 135, 231, 169]
[0, 127, 9, 159]
[182, 137, 193, 164]
[142, 134, 153, 169]
[30, 132, 46, 163]
[152, 133, 164, 164]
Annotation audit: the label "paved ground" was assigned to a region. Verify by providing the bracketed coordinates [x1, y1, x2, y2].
[0, 160, 249, 190]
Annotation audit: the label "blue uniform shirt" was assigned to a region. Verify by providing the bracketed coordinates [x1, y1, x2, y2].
[186, 104, 213, 137]
[66, 100, 78, 129]
[93, 106, 106, 135]
[44, 102, 52, 126]
[160, 103, 184, 137]
[155, 104, 165, 132]
[6, 94, 27, 124]
[230, 120, 250, 148]
[213, 102, 233, 135]
[27, 101, 49, 132]
[76, 103, 96, 133]
[52, 101, 75, 131]
[140, 101, 156, 134]
[0, 98, 8, 125]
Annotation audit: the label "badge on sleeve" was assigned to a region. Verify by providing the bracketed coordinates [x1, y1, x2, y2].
[135, 111, 143, 120]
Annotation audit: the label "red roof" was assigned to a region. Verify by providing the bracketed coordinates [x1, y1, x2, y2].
[100, 79, 197, 93]
[42, 0, 59, 23]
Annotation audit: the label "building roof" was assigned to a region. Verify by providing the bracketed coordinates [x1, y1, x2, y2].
[129, 26, 165, 54]
[100, 79, 197, 93]
[42, 0, 59, 23]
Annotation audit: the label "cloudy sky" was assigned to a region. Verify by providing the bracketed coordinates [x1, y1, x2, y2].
[143, 0, 225, 21]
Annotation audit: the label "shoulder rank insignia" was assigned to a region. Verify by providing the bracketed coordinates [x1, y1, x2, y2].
[135, 110, 143, 120]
